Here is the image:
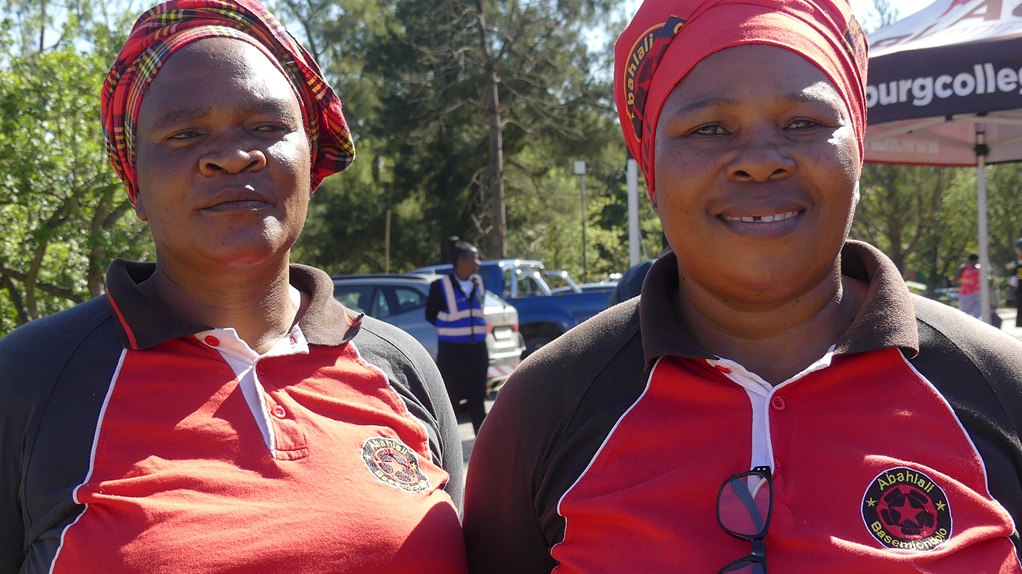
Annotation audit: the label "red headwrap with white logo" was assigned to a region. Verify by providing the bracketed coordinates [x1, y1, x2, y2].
[101, 0, 355, 204]
[613, 0, 867, 197]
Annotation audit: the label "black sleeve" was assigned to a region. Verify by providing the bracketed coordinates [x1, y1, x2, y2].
[464, 301, 646, 573]
[0, 298, 116, 574]
[463, 357, 561, 574]
[352, 315, 464, 509]
[425, 279, 445, 326]
[0, 325, 33, 574]
[910, 296, 1022, 557]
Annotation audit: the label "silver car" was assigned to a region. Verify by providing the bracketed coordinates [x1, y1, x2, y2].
[331, 273, 525, 391]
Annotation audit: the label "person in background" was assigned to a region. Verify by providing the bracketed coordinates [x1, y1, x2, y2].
[951, 252, 982, 319]
[607, 257, 656, 306]
[426, 238, 489, 435]
[0, 1, 467, 571]
[462, 0, 1022, 571]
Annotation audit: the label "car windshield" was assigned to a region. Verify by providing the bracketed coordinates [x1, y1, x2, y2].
[484, 291, 509, 309]
[514, 269, 549, 297]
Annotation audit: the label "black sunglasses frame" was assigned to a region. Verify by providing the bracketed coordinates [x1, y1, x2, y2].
[716, 466, 773, 574]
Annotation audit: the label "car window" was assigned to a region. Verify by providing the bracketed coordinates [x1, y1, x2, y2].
[518, 275, 542, 297]
[374, 288, 392, 318]
[503, 269, 513, 296]
[394, 287, 426, 314]
[334, 285, 374, 313]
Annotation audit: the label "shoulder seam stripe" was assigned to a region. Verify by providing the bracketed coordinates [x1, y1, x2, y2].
[106, 293, 137, 349]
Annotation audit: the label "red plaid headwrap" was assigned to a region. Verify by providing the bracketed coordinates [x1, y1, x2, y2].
[613, 0, 868, 198]
[101, 0, 355, 204]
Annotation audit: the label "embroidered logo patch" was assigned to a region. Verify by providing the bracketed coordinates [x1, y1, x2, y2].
[621, 16, 686, 145]
[842, 14, 867, 68]
[361, 436, 430, 493]
[862, 467, 952, 551]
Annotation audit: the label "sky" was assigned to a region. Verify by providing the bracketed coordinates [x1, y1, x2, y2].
[851, 0, 929, 32]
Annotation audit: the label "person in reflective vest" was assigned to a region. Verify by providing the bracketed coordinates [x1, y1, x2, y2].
[426, 239, 489, 434]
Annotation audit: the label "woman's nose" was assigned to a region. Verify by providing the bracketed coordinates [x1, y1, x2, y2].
[727, 128, 795, 182]
[199, 140, 267, 176]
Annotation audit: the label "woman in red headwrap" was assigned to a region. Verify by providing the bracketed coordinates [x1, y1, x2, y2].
[0, 1, 468, 572]
[462, 0, 1022, 572]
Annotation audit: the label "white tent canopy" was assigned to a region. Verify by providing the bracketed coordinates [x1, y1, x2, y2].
[864, 0, 1022, 322]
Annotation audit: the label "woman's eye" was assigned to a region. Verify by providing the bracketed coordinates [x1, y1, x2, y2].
[167, 130, 199, 140]
[255, 123, 291, 134]
[788, 118, 818, 129]
[692, 124, 727, 136]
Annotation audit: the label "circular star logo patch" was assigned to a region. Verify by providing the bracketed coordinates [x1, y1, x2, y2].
[361, 436, 430, 493]
[862, 467, 952, 551]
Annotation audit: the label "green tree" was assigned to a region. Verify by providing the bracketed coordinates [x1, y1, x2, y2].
[850, 164, 950, 276]
[283, 0, 625, 275]
[370, 0, 611, 257]
[853, 162, 1022, 300]
[0, 10, 149, 335]
[909, 169, 976, 291]
[986, 163, 1022, 279]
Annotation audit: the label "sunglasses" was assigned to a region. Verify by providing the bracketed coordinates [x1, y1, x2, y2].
[716, 466, 773, 574]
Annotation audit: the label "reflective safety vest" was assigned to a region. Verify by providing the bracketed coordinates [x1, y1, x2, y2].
[436, 274, 487, 344]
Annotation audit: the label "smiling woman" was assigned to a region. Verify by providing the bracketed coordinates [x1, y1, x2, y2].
[653, 45, 862, 328]
[462, 0, 1022, 571]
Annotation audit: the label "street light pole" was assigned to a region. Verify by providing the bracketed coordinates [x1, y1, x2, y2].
[626, 156, 640, 267]
[573, 160, 588, 280]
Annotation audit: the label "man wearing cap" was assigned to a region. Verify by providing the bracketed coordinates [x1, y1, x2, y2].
[0, 1, 468, 572]
[463, 0, 1022, 571]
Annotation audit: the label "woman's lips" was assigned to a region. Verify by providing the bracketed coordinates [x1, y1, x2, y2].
[201, 185, 274, 212]
[720, 209, 802, 223]
[716, 208, 806, 238]
[204, 199, 271, 212]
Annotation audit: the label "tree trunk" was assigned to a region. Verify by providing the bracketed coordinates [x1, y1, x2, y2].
[485, 63, 507, 258]
[474, 0, 507, 258]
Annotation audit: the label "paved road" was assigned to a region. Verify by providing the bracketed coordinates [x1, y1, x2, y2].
[457, 397, 492, 468]
[995, 307, 1021, 339]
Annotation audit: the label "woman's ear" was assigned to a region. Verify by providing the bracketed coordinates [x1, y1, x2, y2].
[133, 194, 149, 222]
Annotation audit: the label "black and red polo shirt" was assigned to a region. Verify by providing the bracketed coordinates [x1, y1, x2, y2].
[464, 241, 1022, 573]
[0, 260, 467, 573]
